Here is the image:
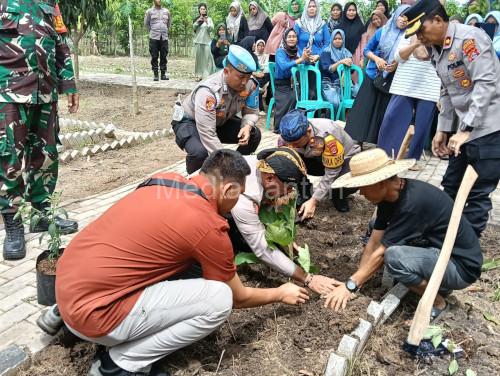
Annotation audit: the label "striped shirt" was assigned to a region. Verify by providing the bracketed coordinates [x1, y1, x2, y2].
[391, 37, 441, 103]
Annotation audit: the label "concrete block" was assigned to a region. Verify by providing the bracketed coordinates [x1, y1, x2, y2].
[367, 301, 384, 326]
[91, 145, 101, 155]
[351, 319, 372, 355]
[381, 266, 394, 289]
[81, 147, 91, 157]
[0, 321, 53, 354]
[324, 352, 347, 376]
[126, 136, 136, 146]
[388, 283, 409, 300]
[0, 286, 36, 312]
[119, 139, 128, 148]
[70, 150, 79, 160]
[101, 143, 111, 153]
[380, 294, 400, 324]
[0, 260, 34, 281]
[336, 335, 359, 359]
[0, 345, 28, 376]
[0, 302, 39, 334]
[110, 140, 120, 150]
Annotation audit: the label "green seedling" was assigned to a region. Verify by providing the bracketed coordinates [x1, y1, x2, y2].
[482, 258, 500, 271]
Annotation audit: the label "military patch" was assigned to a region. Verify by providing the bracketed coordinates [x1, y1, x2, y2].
[453, 69, 465, 79]
[463, 39, 480, 62]
[460, 79, 471, 88]
[205, 96, 216, 111]
[443, 36, 452, 49]
[448, 52, 457, 61]
[237, 63, 248, 73]
[239, 90, 249, 98]
[322, 135, 345, 169]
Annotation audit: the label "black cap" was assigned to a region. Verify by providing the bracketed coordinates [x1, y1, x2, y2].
[402, 0, 442, 37]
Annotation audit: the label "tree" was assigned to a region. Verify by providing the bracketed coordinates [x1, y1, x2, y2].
[468, 0, 491, 15]
[445, 0, 467, 17]
[60, 0, 108, 79]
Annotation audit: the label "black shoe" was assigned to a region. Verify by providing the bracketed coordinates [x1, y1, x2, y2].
[29, 203, 78, 235]
[160, 71, 168, 80]
[2, 212, 26, 260]
[89, 351, 170, 376]
[332, 196, 350, 212]
[153, 71, 159, 81]
[37, 304, 63, 335]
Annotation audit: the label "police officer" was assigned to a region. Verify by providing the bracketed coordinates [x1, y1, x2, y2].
[144, 0, 171, 81]
[172, 45, 262, 174]
[0, 0, 79, 260]
[278, 110, 360, 218]
[403, 0, 500, 237]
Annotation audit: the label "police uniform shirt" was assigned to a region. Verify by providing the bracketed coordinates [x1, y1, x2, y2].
[144, 7, 171, 40]
[292, 118, 359, 201]
[230, 156, 297, 277]
[182, 70, 260, 154]
[431, 23, 500, 141]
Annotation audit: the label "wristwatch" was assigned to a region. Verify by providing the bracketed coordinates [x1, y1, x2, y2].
[346, 277, 359, 293]
[460, 123, 474, 132]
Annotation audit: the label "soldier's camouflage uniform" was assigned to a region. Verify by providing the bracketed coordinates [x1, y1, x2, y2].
[0, 0, 76, 212]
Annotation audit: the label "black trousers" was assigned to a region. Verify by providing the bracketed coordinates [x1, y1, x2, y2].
[173, 118, 262, 174]
[442, 130, 500, 237]
[149, 37, 168, 72]
[274, 80, 296, 132]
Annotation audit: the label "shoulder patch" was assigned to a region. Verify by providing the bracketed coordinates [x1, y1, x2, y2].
[463, 39, 480, 62]
[205, 96, 216, 112]
[322, 135, 345, 169]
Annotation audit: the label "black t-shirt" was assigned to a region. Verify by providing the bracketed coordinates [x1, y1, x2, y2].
[374, 179, 482, 283]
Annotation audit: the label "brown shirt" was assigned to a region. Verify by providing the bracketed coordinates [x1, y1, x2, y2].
[56, 173, 236, 338]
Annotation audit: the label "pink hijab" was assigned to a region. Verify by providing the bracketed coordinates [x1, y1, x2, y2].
[265, 12, 296, 55]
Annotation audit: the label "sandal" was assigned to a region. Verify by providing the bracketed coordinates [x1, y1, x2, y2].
[430, 301, 449, 322]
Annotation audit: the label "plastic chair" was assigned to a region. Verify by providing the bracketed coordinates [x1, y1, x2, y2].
[336, 64, 364, 121]
[265, 62, 276, 130]
[291, 62, 335, 120]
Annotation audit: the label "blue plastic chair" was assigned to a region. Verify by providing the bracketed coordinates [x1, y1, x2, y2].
[265, 62, 276, 130]
[291, 63, 335, 120]
[336, 64, 364, 121]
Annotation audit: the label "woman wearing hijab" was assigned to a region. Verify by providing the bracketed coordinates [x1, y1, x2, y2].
[355, 10, 387, 68]
[255, 39, 271, 114]
[193, 3, 216, 80]
[265, 0, 303, 61]
[327, 3, 343, 34]
[226, 1, 249, 44]
[247, 1, 273, 42]
[485, 11, 500, 59]
[345, 5, 410, 145]
[320, 29, 359, 112]
[274, 28, 310, 132]
[338, 2, 365, 54]
[238, 36, 259, 68]
[375, 0, 391, 20]
[465, 13, 483, 26]
[211, 23, 230, 69]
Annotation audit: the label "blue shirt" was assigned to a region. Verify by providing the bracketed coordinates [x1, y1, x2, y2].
[363, 28, 383, 80]
[294, 23, 331, 56]
[275, 48, 297, 80]
[319, 51, 339, 82]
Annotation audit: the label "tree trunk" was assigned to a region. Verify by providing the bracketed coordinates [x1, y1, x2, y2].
[128, 16, 140, 116]
[71, 23, 85, 80]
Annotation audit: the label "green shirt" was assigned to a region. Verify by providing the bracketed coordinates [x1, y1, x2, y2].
[0, 0, 77, 104]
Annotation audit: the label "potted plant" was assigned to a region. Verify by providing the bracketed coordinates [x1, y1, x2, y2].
[16, 192, 68, 306]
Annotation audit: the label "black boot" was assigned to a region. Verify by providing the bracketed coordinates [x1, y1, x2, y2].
[153, 71, 159, 81]
[2, 212, 26, 260]
[331, 189, 350, 213]
[160, 71, 168, 80]
[29, 203, 78, 235]
[37, 304, 63, 335]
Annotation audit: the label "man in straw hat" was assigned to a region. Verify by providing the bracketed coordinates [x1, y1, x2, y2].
[323, 149, 482, 319]
[228, 147, 341, 295]
[402, 0, 500, 238]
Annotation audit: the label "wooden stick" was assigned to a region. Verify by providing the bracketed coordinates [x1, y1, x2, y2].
[396, 125, 415, 160]
[406, 165, 478, 346]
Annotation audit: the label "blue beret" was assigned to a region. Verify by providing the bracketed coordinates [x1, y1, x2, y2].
[223, 45, 256, 74]
[279, 110, 309, 142]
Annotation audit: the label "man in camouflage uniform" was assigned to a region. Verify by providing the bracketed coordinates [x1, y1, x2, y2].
[0, 0, 79, 260]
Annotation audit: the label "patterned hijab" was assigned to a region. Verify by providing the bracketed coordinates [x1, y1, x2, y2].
[378, 5, 409, 62]
[226, 1, 244, 42]
[248, 1, 268, 31]
[327, 3, 343, 32]
[325, 29, 352, 62]
[288, 0, 303, 20]
[297, 0, 325, 36]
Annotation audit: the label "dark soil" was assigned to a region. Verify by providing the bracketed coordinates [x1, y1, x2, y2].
[37, 258, 57, 275]
[19, 196, 500, 376]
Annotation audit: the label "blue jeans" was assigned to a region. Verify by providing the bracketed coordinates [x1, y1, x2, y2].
[384, 245, 470, 296]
